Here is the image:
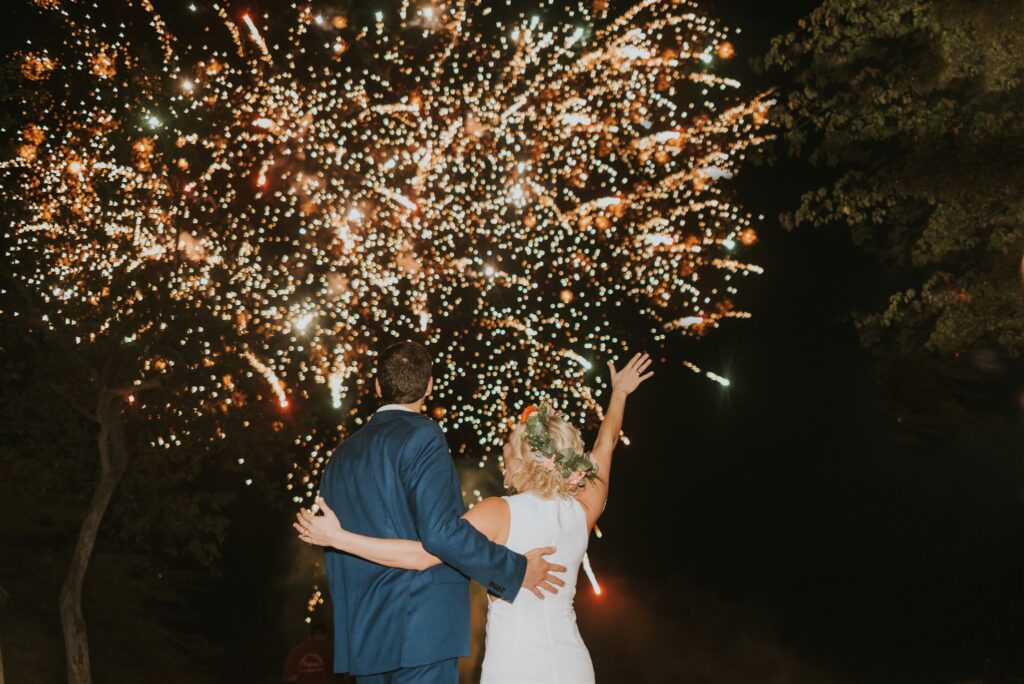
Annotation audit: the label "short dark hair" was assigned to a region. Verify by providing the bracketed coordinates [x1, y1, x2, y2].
[310, 622, 328, 637]
[377, 341, 432, 404]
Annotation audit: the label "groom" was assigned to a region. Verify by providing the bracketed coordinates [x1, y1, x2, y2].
[319, 341, 564, 683]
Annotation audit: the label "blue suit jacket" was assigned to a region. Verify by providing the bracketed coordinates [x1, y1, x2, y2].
[319, 409, 527, 675]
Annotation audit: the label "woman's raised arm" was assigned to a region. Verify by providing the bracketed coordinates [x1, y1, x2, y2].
[576, 352, 653, 530]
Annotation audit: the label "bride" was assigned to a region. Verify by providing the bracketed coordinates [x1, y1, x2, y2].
[295, 353, 653, 683]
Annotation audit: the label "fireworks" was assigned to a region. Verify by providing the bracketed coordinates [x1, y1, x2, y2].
[2, 1, 769, 506]
[582, 552, 602, 596]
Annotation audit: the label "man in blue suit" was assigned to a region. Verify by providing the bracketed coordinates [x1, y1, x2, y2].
[319, 341, 564, 683]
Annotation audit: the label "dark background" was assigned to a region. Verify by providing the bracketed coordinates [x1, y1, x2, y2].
[3, 1, 1023, 683]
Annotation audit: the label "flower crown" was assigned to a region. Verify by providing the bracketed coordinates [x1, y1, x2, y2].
[518, 401, 598, 488]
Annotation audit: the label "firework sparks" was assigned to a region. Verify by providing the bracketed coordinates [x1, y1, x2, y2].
[245, 353, 289, 408]
[582, 552, 602, 596]
[3, 0, 769, 509]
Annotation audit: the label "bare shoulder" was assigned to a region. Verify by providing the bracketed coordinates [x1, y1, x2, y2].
[463, 496, 510, 544]
[467, 496, 510, 521]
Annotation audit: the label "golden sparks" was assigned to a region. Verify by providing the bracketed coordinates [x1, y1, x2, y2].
[2, 0, 770, 506]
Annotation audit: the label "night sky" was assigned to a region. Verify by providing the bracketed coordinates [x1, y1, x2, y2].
[5, 1, 1023, 682]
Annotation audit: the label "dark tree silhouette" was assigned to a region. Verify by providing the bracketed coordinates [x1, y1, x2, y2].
[765, 0, 1024, 430]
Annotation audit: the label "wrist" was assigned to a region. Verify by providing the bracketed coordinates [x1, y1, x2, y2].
[330, 529, 350, 550]
[611, 387, 629, 397]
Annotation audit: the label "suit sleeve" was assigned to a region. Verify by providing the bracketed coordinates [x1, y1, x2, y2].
[401, 425, 527, 601]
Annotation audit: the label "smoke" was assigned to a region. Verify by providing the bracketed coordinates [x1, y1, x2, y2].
[572, 572, 836, 684]
[279, 535, 329, 645]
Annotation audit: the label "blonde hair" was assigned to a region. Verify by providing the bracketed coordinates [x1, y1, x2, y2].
[504, 409, 588, 498]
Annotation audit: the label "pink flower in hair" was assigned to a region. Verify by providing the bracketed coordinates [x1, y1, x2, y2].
[537, 456, 556, 471]
[567, 471, 585, 487]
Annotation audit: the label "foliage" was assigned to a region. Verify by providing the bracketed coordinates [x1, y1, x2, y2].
[764, 0, 1024, 426]
[0, 286, 256, 682]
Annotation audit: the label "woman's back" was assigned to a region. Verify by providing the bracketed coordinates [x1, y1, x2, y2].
[481, 491, 594, 684]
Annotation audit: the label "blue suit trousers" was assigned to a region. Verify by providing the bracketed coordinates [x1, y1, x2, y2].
[355, 657, 458, 684]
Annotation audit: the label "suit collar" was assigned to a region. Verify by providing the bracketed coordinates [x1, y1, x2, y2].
[369, 408, 420, 424]
[376, 404, 417, 414]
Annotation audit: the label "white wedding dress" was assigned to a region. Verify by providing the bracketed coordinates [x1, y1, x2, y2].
[481, 491, 595, 684]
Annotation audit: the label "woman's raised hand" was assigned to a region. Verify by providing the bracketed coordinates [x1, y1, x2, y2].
[294, 496, 345, 548]
[607, 352, 654, 395]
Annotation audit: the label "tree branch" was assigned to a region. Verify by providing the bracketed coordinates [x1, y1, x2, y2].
[102, 379, 162, 400]
[47, 381, 99, 425]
